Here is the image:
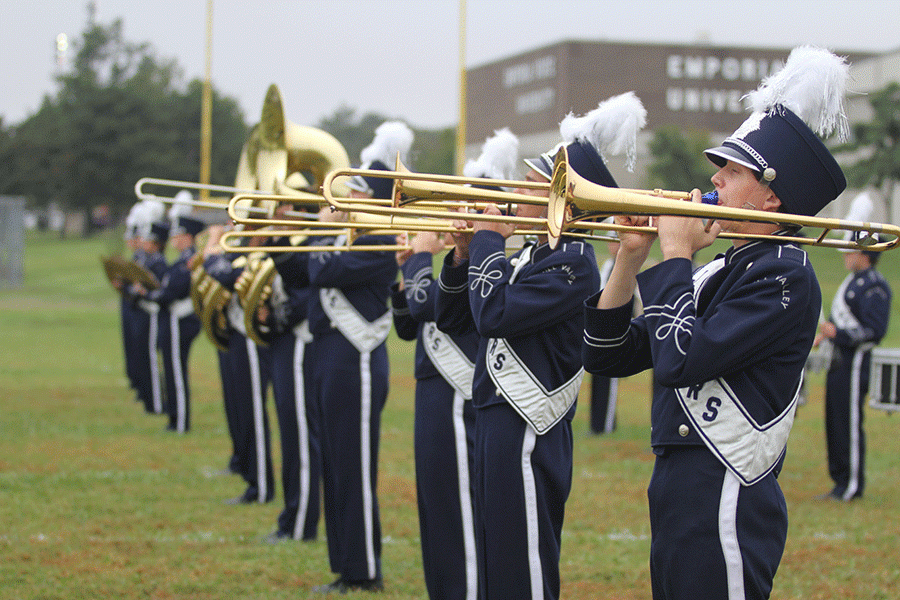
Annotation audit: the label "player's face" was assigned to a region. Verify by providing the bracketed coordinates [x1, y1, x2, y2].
[709, 160, 776, 234]
[513, 169, 550, 222]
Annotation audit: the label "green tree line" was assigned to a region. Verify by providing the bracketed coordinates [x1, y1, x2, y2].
[0, 11, 455, 230]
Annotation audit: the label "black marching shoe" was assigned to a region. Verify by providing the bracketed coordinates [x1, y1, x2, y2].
[311, 577, 384, 594]
[225, 489, 273, 505]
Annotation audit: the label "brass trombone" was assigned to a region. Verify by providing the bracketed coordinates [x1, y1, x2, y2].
[545, 147, 900, 251]
[220, 200, 457, 253]
[315, 150, 900, 252]
[135, 177, 324, 220]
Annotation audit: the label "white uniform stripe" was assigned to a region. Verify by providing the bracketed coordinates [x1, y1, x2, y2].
[246, 339, 268, 503]
[170, 313, 187, 432]
[149, 313, 162, 414]
[718, 470, 745, 600]
[452, 391, 477, 600]
[292, 337, 310, 540]
[844, 347, 867, 500]
[604, 378, 619, 434]
[521, 426, 543, 600]
[360, 351, 377, 579]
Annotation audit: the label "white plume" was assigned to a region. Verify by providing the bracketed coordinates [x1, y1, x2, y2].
[746, 45, 850, 141]
[360, 121, 414, 166]
[844, 190, 874, 223]
[141, 198, 166, 224]
[167, 190, 194, 220]
[558, 91, 647, 171]
[463, 128, 519, 180]
[125, 202, 143, 227]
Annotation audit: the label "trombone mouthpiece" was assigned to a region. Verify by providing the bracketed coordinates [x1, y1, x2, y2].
[701, 191, 719, 205]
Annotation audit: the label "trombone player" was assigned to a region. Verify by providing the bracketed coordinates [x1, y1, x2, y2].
[435, 93, 645, 600]
[581, 46, 850, 600]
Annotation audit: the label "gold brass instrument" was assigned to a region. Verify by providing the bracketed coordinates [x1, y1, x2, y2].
[546, 146, 900, 251]
[134, 177, 323, 219]
[310, 148, 900, 252]
[190, 261, 231, 351]
[221, 199, 456, 252]
[233, 253, 278, 346]
[101, 255, 161, 291]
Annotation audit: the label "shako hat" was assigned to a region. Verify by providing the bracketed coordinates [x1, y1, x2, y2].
[147, 221, 170, 244]
[525, 91, 647, 188]
[704, 46, 850, 217]
[345, 121, 414, 200]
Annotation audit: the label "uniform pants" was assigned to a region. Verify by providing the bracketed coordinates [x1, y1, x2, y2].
[132, 305, 164, 414]
[475, 402, 573, 600]
[648, 446, 787, 600]
[227, 331, 274, 502]
[589, 374, 618, 434]
[270, 331, 321, 539]
[217, 347, 240, 473]
[825, 346, 871, 500]
[160, 312, 200, 432]
[415, 375, 477, 600]
[120, 296, 139, 395]
[311, 331, 387, 582]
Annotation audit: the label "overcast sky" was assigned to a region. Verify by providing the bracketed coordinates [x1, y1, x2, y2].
[3, 0, 899, 131]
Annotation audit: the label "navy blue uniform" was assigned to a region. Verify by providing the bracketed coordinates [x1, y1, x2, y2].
[263, 245, 321, 540]
[436, 232, 599, 600]
[120, 248, 145, 401]
[392, 251, 479, 600]
[589, 256, 618, 434]
[129, 250, 167, 415]
[144, 246, 201, 432]
[583, 237, 821, 600]
[824, 266, 891, 500]
[205, 252, 274, 503]
[307, 234, 397, 584]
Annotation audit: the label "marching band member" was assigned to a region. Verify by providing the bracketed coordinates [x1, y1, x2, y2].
[588, 235, 622, 435]
[815, 192, 892, 502]
[128, 201, 169, 416]
[205, 225, 275, 504]
[135, 198, 204, 433]
[307, 121, 410, 594]
[119, 202, 146, 403]
[435, 93, 645, 599]
[391, 128, 519, 600]
[582, 47, 850, 599]
[256, 204, 322, 543]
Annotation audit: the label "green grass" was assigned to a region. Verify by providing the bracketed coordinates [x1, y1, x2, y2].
[0, 230, 898, 599]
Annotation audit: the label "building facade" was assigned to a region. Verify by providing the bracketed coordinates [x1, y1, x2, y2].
[465, 40, 880, 216]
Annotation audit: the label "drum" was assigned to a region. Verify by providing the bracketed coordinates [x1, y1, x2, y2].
[869, 348, 900, 413]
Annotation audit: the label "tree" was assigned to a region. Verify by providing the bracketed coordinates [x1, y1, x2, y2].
[838, 82, 900, 217]
[0, 9, 247, 228]
[645, 125, 716, 192]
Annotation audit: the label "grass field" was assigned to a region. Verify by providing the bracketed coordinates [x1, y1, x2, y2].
[0, 230, 898, 599]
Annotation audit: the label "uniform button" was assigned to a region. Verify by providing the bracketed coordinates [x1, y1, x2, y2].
[330, 322, 337, 329]
[678, 424, 690, 437]
[496, 389, 502, 396]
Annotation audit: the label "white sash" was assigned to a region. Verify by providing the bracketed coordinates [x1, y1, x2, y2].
[319, 288, 391, 353]
[675, 377, 798, 486]
[830, 274, 860, 331]
[422, 321, 474, 399]
[293, 319, 313, 343]
[486, 337, 584, 435]
[227, 294, 246, 335]
[170, 297, 194, 319]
